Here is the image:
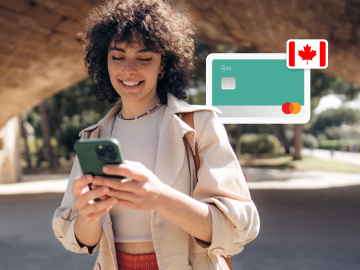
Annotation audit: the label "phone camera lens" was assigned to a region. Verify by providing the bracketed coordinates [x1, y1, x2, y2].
[109, 153, 117, 160]
[107, 146, 113, 151]
[98, 149, 106, 157]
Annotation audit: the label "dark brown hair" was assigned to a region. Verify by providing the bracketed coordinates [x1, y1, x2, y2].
[79, 0, 197, 104]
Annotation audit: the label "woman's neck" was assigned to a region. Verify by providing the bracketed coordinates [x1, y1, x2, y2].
[120, 94, 161, 119]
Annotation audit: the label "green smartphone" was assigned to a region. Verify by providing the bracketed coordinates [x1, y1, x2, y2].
[74, 138, 127, 202]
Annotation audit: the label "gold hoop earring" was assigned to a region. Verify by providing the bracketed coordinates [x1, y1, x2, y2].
[158, 70, 165, 79]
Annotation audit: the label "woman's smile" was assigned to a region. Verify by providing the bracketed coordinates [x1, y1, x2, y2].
[119, 80, 144, 90]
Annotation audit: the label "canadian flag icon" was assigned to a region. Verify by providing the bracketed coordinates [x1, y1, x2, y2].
[286, 39, 328, 69]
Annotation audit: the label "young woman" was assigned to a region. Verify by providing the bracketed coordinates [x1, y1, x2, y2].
[52, 1, 260, 270]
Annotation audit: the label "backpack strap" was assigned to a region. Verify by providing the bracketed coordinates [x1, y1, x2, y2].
[182, 112, 201, 171]
[181, 111, 234, 270]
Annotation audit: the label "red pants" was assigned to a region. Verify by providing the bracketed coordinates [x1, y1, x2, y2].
[116, 251, 159, 270]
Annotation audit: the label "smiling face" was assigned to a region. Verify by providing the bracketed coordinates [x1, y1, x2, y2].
[107, 38, 165, 104]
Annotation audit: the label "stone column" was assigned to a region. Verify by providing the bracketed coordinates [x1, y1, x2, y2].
[0, 115, 22, 183]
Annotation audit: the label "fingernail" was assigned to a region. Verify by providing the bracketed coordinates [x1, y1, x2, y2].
[86, 175, 92, 180]
[111, 199, 117, 204]
[102, 187, 109, 193]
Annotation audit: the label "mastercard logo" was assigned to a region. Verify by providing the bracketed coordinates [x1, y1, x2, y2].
[282, 102, 301, 114]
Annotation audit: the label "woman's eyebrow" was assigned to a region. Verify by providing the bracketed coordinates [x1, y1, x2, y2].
[109, 47, 153, 53]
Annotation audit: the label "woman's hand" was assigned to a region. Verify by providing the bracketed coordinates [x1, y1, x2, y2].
[92, 160, 169, 211]
[72, 174, 119, 222]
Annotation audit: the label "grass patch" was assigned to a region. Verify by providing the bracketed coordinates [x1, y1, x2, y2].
[239, 155, 360, 174]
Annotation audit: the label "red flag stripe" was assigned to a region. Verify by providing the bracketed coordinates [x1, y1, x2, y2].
[320, 41, 326, 67]
[289, 41, 295, 67]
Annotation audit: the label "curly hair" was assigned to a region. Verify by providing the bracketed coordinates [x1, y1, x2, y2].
[79, 0, 197, 104]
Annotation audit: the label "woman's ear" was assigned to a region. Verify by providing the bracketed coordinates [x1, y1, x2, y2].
[160, 58, 166, 71]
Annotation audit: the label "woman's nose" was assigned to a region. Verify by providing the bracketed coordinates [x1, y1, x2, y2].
[123, 59, 137, 76]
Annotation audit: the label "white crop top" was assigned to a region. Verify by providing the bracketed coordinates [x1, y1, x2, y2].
[110, 104, 165, 242]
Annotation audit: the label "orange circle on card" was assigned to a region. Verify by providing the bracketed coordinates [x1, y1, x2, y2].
[291, 102, 301, 114]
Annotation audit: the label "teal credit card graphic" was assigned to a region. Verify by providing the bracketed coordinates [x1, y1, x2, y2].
[206, 54, 311, 124]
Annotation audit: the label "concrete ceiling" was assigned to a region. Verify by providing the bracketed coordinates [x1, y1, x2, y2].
[1, 0, 360, 128]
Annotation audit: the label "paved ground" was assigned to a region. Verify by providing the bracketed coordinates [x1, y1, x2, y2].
[0, 185, 359, 270]
[233, 186, 360, 270]
[0, 193, 97, 270]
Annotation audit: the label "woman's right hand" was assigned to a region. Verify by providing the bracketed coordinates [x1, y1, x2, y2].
[72, 174, 118, 223]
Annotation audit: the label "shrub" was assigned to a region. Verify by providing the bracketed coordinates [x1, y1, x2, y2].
[316, 133, 328, 141]
[239, 133, 281, 156]
[302, 133, 319, 149]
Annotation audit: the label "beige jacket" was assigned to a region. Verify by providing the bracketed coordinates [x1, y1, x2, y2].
[52, 92, 260, 270]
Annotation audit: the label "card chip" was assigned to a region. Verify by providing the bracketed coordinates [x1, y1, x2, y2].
[221, 77, 236, 89]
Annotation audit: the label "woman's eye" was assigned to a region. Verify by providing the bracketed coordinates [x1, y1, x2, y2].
[111, 57, 152, 61]
[139, 58, 152, 61]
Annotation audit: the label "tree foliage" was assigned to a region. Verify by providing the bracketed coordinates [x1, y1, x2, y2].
[310, 107, 360, 134]
[26, 79, 113, 158]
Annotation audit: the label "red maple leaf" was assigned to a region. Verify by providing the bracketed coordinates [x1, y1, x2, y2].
[298, 44, 317, 65]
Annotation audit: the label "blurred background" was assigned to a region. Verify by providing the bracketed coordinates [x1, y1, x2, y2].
[0, 0, 359, 269]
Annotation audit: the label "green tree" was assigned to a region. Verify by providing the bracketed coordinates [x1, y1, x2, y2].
[26, 78, 114, 165]
[293, 71, 360, 159]
[310, 107, 360, 134]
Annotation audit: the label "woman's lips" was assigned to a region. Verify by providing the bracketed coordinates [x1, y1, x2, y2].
[119, 80, 144, 90]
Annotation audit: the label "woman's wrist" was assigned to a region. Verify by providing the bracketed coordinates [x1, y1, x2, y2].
[77, 212, 102, 225]
[74, 213, 102, 247]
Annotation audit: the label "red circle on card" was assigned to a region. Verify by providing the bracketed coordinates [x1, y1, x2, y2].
[282, 102, 292, 114]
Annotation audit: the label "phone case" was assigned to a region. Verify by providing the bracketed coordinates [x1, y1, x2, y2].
[74, 138, 127, 201]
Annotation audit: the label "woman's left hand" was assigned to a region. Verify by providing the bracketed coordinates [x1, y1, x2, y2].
[92, 160, 168, 211]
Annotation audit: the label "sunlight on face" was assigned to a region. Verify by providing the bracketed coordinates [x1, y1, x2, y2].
[107, 37, 165, 103]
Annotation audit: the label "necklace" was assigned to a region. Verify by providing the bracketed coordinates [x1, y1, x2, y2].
[118, 102, 162, 120]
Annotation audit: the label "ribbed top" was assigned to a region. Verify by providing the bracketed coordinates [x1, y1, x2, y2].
[110, 104, 165, 242]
